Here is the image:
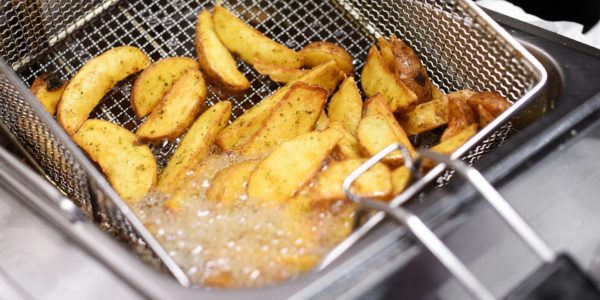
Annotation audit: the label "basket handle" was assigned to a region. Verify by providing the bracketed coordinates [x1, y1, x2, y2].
[343, 144, 600, 299]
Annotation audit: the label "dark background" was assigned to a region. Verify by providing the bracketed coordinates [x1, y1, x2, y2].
[509, 0, 600, 31]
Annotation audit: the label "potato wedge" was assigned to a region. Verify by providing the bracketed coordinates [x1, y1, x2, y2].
[422, 124, 478, 170]
[364, 95, 415, 159]
[131, 57, 199, 118]
[399, 89, 476, 135]
[299, 41, 353, 75]
[247, 129, 343, 205]
[206, 160, 259, 207]
[58, 46, 150, 135]
[213, 6, 303, 68]
[240, 82, 328, 156]
[431, 85, 445, 99]
[328, 77, 362, 133]
[329, 122, 361, 159]
[72, 119, 157, 203]
[253, 60, 306, 84]
[466, 92, 512, 119]
[163, 163, 209, 212]
[195, 10, 249, 91]
[357, 115, 406, 167]
[310, 159, 392, 203]
[441, 97, 476, 142]
[30, 73, 67, 115]
[216, 60, 341, 151]
[378, 37, 395, 71]
[361, 45, 417, 112]
[158, 101, 231, 193]
[391, 166, 411, 195]
[475, 104, 495, 128]
[136, 69, 207, 141]
[389, 35, 432, 103]
[315, 110, 329, 131]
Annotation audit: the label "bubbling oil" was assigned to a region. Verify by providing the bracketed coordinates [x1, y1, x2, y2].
[132, 150, 356, 288]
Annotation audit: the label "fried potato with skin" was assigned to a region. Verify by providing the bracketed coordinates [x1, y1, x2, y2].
[206, 160, 259, 207]
[30, 73, 66, 115]
[475, 104, 495, 128]
[240, 83, 328, 156]
[315, 110, 329, 131]
[361, 45, 417, 112]
[247, 129, 343, 205]
[158, 101, 231, 193]
[378, 37, 395, 71]
[299, 41, 353, 74]
[329, 122, 361, 159]
[253, 60, 306, 84]
[131, 57, 199, 118]
[328, 77, 362, 133]
[310, 159, 392, 203]
[399, 89, 476, 135]
[213, 6, 303, 68]
[441, 97, 476, 142]
[163, 163, 209, 212]
[72, 119, 157, 203]
[216, 61, 341, 151]
[389, 35, 433, 103]
[467, 92, 512, 120]
[357, 115, 406, 167]
[363, 96, 414, 149]
[391, 166, 411, 195]
[58, 46, 150, 135]
[431, 85, 445, 99]
[196, 9, 249, 92]
[136, 69, 207, 141]
[422, 124, 478, 170]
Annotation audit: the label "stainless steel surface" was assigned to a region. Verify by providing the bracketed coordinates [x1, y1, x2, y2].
[0, 0, 547, 291]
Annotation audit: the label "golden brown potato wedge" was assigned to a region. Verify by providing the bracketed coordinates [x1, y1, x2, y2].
[195, 9, 249, 92]
[310, 159, 392, 203]
[422, 124, 478, 170]
[431, 85, 445, 99]
[216, 60, 342, 151]
[357, 115, 406, 167]
[378, 37, 395, 71]
[58, 46, 151, 135]
[441, 97, 476, 142]
[206, 160, 259, 207]
[247, 129, 343, 205]
[131, 57, 199, 118]
[315, 110, 329, 131]
[30, 73, 67, 115]
[240, 82, 328, 156]
[391, 166, 411, 195]
[328, 76, 362, 134]
[389, 35, 433, 104]
[136, 69, 207, 141]
[253, 60, 306, 84]
[213, 6, 303, 68]
[361, 95, 416, 162]
[431, 123, 478, 155]
[158, 101, 232, 193]
[299, 41, 353, 75]
[466, 92, 511, 128]
[361, 45, 417, 112]
[399, 89, 476, 135]
[162, 163, 209, 212]
[475, 104, 495, 128]
[329, 122, 361, 160]
[72, 119, 157, 203]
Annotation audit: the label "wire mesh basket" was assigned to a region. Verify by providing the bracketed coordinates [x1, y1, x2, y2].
[0, 0, 546, 286]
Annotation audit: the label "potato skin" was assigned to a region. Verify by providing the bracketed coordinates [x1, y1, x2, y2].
[30, 73, 66, 115]
[467, 92, 512, 118]
[58, 46, 150, 135]
[441, 97, 476, 142]
[195, 9, 249, 92]
[389, 35, 433, 104]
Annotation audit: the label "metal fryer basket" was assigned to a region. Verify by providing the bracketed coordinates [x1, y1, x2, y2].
[0, 0, 546, 286]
